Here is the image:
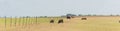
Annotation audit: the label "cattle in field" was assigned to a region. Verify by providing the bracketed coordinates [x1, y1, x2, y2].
[67, 16, 71, 19]
[58, 19, 64, 24]
[66, 16, 71, 21]
[81, 18, 87, 20]
[50, 20, 54, 23]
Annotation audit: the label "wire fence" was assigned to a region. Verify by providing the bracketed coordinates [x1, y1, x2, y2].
[0, 16, 53, 31]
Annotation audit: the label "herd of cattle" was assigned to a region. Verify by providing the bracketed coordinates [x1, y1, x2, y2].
[50, 16, 87, 24]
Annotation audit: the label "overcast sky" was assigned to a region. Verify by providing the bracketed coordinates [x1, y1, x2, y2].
[0, 0, 120, 16]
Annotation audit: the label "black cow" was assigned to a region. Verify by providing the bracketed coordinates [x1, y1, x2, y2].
[67, 16, 71, 19]
[50, 20, 54, 23]
[81, 18, 87, 20]
[58, 19, 64, 24]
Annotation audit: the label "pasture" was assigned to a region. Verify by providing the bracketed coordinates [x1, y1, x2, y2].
[0, 16, 120, 31]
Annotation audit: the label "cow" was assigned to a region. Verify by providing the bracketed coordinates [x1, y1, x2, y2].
[81, 18, 87, 20]
[67, 16, 71, 19]
[50, 20, 54, 23]
[66, 16, 71, 21]
[58, 19, 64, 24]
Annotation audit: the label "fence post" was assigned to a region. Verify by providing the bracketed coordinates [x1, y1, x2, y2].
[10, 16, 12, 27]
[4, 16, 6, 31]
[23, 16, 25, 28]
[36, 16, 37, 24]
[15, 16, 17, 27]
[19, 16, 21, 26]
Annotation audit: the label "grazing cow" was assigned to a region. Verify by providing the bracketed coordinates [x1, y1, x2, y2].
[58, 19, 64, 24]
[81, 18, 87, 20]
[67, 16, 71, 21]
[67, 16, 71, 19]
[50, 20, 54, 23]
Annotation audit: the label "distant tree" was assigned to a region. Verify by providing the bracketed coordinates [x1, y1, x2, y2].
[86, 14, 92, 16]
[98, 15, 103, 16]
[26, 16, 31, 18]
[78, 14, 83, 16]
[38, 16, 45, 18]
[37, 16, 41, 18]
[66, 14, 77, 16]
[61, 15, 66, 17]
[93, 14, 97, 16]
[44, 16, 47, 18]
[116, 15, 119, 16]
[110, 14, 113, 16]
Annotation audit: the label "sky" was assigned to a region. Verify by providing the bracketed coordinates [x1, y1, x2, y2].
[0, 0, 120, 16]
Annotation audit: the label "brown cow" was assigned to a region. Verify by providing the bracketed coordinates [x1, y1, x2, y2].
[81, 18, 87, 20]
[58, 19, 64, 24]
[50, 20, 54, 23]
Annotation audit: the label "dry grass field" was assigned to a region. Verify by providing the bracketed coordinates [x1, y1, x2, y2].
[0, 16, 120, 31]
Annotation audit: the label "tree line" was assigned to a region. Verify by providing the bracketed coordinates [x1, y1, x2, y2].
[61, 14, 120, 17]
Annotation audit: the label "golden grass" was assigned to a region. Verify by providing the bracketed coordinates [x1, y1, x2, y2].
[0, 16, 120, 31]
